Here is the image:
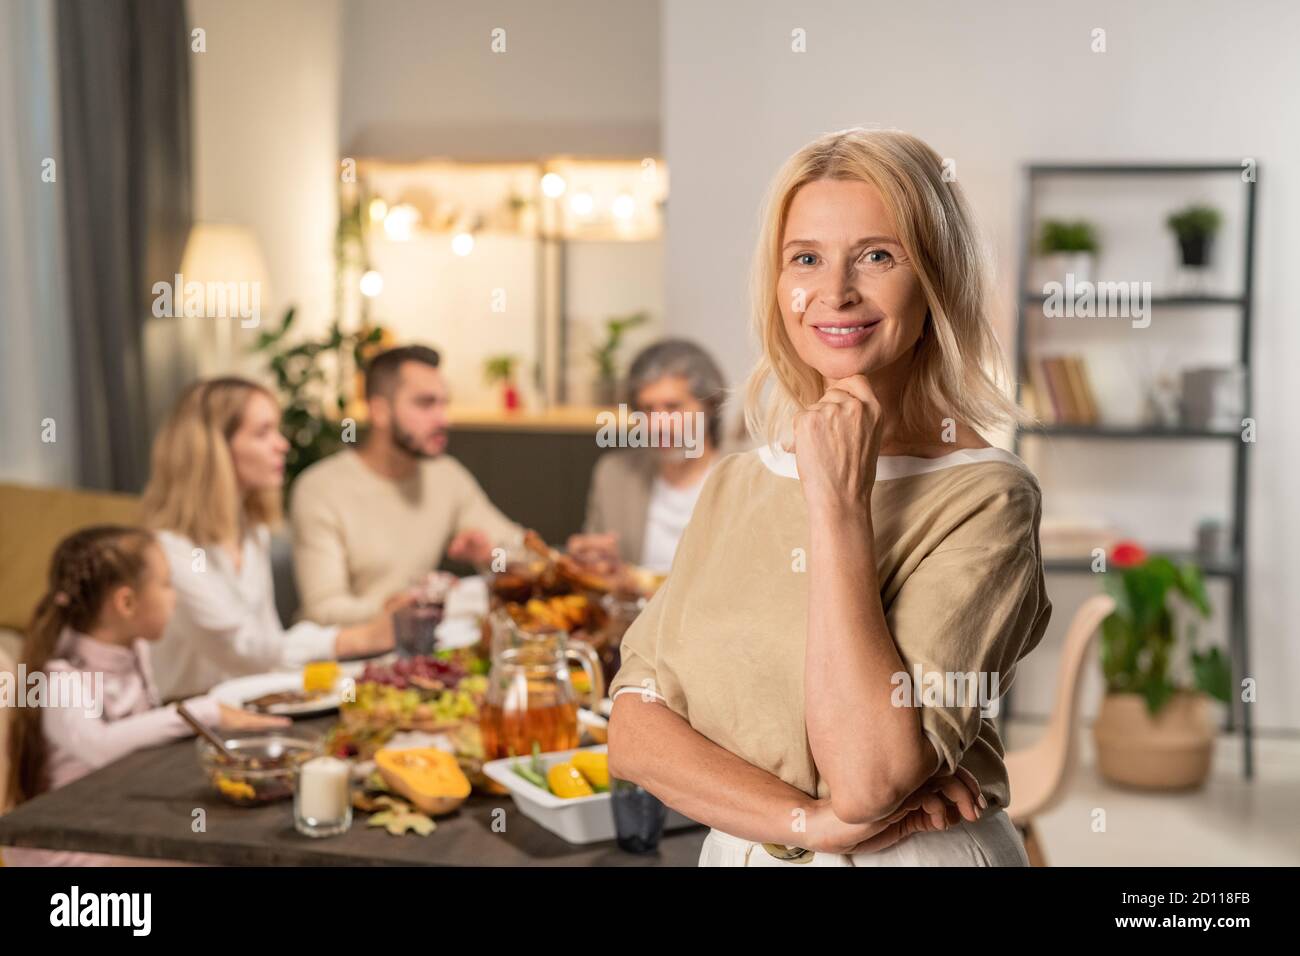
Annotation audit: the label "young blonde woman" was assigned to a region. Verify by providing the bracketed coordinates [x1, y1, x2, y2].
[142, 377, 397, 700]
[607, 128, 1052, 866]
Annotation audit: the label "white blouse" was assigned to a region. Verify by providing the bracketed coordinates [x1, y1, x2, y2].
[639, 472, 710, 574]
[150, 525, 338, 700]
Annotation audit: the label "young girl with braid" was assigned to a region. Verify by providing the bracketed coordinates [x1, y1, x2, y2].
[2, 525, 283, 866]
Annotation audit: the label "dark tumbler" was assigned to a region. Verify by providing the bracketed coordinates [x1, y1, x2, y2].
[610, 776, 668, 854]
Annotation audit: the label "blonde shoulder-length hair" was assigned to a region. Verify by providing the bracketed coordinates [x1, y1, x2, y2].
[744, 127, 1034, 449]
[141, 376, 281, 546]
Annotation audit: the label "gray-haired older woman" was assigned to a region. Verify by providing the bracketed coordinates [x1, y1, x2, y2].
[569, 339, 726, 573]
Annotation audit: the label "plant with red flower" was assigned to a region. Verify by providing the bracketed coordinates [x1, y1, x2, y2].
[1099, 545, 1230, 715]
[1109, 540, 1147, 568]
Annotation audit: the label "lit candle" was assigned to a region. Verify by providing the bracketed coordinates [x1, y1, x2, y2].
[295, 756, 352, 837]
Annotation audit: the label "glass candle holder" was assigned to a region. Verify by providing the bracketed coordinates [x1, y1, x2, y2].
[294, 756, 352, 838]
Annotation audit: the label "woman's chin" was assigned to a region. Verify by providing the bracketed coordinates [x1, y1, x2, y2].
[809, 351, 875, 383]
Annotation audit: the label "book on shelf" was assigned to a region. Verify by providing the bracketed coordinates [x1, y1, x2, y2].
[1025, 353, 1100, 425]
[1039, 518, 1125, 561]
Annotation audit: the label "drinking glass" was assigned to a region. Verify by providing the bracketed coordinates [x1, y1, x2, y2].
[610, 776, 667, 854]
[392, 572, 454, 657]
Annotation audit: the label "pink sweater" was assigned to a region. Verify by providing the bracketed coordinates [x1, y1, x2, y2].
[2, 628, 221, 867]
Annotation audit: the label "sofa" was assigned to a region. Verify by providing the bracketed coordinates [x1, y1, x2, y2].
[0, 482, 143, 663]
[0, 482, 303, 668]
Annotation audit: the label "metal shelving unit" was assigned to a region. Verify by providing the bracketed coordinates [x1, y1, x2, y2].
[1008, 162, 1258, 779]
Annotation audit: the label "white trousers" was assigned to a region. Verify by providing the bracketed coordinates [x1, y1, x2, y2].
[698, 808, 1029, 867]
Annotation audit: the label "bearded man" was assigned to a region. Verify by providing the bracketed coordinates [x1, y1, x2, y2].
[290, 345, 522, 625]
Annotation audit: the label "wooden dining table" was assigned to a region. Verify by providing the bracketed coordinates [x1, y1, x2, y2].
[0, 716, 708, 866]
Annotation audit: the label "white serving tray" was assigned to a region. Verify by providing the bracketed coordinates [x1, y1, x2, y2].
[482, 744, 697, 845]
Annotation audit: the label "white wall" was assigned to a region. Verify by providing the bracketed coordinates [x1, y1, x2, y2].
[662, 0, 1300, 732]
[339, 0, 660, 160]
[187, 0, 342, 348]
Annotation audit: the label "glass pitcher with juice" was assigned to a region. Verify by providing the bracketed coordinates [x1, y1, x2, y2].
[480, 619, 606, 761]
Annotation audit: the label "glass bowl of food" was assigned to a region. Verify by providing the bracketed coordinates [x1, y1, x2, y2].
[197, 732, 321, 806]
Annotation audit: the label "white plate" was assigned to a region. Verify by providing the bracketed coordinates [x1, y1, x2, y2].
[209, 666, 360, 718]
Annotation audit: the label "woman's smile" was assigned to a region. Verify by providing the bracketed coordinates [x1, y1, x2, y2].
[809, 318, 883, 349]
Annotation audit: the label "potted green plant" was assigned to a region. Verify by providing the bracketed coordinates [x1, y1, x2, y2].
[591, 311, 648, 406]
[1166, 204, 1221, 268]
[252, 306, 386, 490]
[1035, 218, 1099, 287]
[1092, 540, 1232, 789]
[483, 355, 520, 411]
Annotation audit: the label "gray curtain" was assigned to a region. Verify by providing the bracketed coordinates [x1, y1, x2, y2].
[56, 0, 191, 492]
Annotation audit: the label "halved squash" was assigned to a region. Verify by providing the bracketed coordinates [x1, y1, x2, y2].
[571, 751, 609, 791]
[375, 748, 472, 816]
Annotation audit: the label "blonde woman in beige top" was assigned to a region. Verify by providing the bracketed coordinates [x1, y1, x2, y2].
[607, 128, 1052, 866]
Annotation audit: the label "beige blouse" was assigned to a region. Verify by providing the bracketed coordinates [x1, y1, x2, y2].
[608, 443, 1053, 811]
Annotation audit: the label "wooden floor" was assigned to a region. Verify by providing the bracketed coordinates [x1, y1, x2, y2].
[1006, 718, 1300, 866]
